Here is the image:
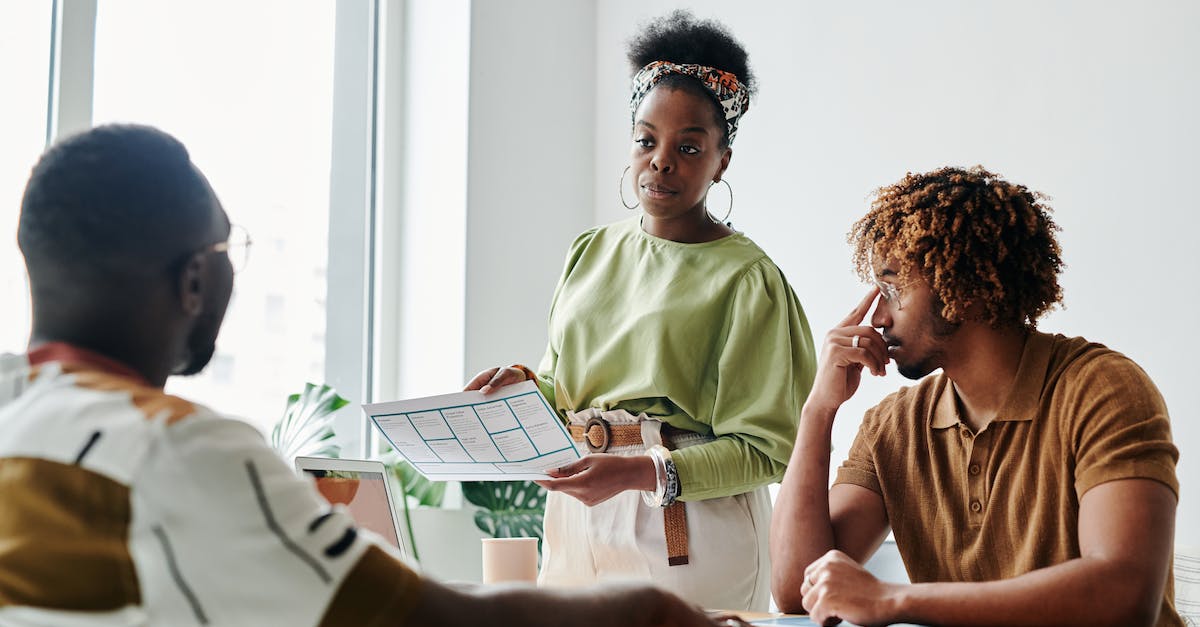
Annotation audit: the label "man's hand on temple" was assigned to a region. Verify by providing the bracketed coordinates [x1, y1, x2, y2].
[805, 289, 888, 416]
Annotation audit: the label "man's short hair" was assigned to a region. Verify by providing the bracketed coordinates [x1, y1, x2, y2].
[18, 124, 214, 282]
[849, 166, 1065, 328]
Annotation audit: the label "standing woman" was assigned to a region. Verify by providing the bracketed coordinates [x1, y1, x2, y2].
[466, 11, 815, 611]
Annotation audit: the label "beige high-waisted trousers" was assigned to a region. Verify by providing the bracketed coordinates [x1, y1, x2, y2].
[537, 408, 772, 611]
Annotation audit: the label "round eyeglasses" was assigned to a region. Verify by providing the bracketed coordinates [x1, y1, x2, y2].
[202, 224, 253, 274]
[874, 277, 904, 310]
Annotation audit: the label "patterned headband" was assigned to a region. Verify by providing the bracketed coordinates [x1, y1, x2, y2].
[629, 60, 751, 145]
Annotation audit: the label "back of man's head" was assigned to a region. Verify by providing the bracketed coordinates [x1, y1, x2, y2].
[18, 124, 215, 291]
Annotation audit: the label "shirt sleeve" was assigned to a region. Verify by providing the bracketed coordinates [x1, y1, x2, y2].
[534, 343, 558, 410]
[671, 258, 817, 501]
[317, 544, 424, 627]
[1069, 353, 1179, 499]
[833, 404, 885, 495]
[536, 227, 601, 413]
[144, 414, 423, 626]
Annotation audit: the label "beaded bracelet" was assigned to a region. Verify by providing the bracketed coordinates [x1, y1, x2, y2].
[661, 456, 680, 507]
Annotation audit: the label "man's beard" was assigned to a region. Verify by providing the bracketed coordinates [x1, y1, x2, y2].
[897, 358, 935, 380]
[173, 343, 215, 376]
[173, 321, 218, 377]
[895, 297, 959, 380]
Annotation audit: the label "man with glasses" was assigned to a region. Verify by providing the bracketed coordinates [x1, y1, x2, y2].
[0, 124, 737, 626]
[770, 166, 1182, 626]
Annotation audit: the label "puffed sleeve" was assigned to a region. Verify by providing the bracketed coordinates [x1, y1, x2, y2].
[671, 257, 816, 501]
[535, 227, 600, 413]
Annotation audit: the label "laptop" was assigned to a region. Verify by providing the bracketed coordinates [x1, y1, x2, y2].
[295, 456, 410, 561]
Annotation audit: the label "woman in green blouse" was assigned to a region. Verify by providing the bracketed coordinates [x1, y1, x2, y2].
[465, 11, 815, 611]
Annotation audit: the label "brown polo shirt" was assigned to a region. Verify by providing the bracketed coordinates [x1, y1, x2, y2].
[835, 331, 1181, 625]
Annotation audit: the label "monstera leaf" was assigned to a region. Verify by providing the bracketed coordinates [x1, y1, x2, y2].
[270, 383, 348, 460]
[461, 481, 547, 543]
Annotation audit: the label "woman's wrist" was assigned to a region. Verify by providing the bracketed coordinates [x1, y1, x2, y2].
[630, 454, 659, 492]
[508, 363, 537, 382]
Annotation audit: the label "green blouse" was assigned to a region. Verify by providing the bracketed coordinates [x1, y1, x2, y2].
[535, 217, 816, 501]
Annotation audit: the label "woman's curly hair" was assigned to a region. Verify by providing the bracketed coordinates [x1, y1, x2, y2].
[849, 166, 1065, 328]
[627, 10, 755, 147]
[626, 10, 756, 95]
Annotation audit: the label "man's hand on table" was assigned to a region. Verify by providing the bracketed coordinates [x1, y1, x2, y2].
[802, 550, 904, 627]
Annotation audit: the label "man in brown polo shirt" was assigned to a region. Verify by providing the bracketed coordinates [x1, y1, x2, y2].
[770, 166, 1181, 626]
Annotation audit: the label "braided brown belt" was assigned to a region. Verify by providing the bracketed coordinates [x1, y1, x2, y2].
[567, 418, 691, 566]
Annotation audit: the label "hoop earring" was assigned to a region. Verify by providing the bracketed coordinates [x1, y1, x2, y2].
[618, 166, 640, 210]
[706, 179, 733, 224]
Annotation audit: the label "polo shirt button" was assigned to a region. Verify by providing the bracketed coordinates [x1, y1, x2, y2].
[970, 500, 983, 513]
[969, 464, 981, 475]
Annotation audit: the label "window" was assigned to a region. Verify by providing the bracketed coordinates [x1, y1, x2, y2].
[1, 1, 380, 454]
[0, 3, 52, 355]
[91, 1, 337, 432]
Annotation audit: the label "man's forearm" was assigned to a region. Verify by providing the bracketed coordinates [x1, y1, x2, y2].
[888, 479, 1175, 627]
[890, 557, 1163, 627]
[770, 405, 838, 611]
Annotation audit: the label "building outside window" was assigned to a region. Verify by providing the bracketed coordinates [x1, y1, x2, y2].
[1, 1, 348, 435]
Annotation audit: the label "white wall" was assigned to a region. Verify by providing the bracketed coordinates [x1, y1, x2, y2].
[461, 0, 598, 382]
[390, 0, 597, 400]
[591, 1, 1200, 542]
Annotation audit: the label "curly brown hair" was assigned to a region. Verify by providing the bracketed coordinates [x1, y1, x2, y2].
[849, 166, 1065, 328]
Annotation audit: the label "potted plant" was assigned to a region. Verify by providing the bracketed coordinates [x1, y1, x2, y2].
[270, 382, 347, 460]
[461, 480, 547, 552]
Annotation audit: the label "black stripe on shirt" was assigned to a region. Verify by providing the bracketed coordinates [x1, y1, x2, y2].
[73, 431, 102, 465]
[324, 527, 358, 558]
[245, 460, 332, 584]
[152, 525, 210, 625]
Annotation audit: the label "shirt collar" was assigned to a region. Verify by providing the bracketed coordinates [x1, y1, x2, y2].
[928, 331, 1054, 430]
[28, 342, 151, 386]
[929, 378, 961, 429]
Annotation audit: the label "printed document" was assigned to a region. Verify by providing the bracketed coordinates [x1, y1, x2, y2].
[364, 381, 582, 481]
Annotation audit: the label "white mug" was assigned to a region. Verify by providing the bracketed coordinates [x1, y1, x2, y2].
[481, 537, 539, 584]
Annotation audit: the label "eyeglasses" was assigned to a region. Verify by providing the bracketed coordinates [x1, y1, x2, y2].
[868, 251, 909, 310]
[201, 224, 253, 274]
[874, 277, 905, 310]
